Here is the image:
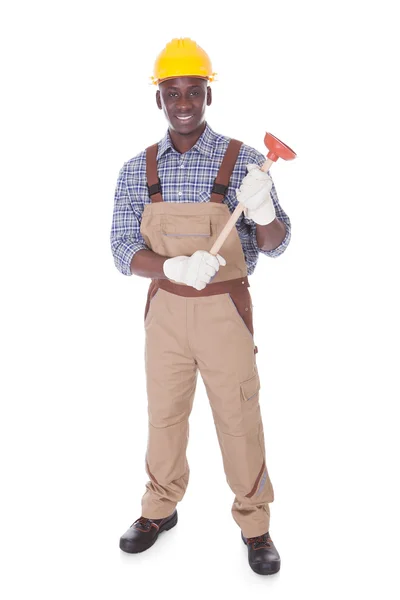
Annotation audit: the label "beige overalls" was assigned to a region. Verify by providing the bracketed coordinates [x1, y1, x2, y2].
[139, 140, 274, 538]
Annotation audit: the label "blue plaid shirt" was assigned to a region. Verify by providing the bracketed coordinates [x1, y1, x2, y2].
[110, 122, 291, 276]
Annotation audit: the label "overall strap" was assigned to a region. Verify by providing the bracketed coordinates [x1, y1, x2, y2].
[145, 144, 163, 203]
[210, 139, 243, 203]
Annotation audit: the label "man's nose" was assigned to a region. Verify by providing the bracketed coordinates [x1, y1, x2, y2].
[176, 96, 192, 111]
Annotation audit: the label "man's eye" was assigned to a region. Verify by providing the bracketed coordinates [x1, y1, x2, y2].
[168, 92, 178, 97]
[190, 91, 199, 96]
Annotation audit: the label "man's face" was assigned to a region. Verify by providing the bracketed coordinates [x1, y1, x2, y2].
[156, 77, 212, 135]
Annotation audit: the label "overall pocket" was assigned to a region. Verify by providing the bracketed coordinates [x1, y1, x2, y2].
[161, 215, 211, 237]
[159, 215, 212, 257]
[226, 288, 254, 337]
[144, 283, 161, 323]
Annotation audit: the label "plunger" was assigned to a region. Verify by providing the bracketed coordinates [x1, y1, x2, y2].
[209, 133, 296, 256]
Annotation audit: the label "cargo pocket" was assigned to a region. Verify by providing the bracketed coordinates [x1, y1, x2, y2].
[240, 371, 261, 402]
[240, 371, 261, 433]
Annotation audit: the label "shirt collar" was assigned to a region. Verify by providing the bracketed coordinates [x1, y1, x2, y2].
[157, 122, 225, 160]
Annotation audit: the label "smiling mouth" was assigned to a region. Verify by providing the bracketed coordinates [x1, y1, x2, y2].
[176, 115, 194, 121]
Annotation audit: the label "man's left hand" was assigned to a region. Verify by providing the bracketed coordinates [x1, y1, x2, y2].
[236, 164, 276, 225]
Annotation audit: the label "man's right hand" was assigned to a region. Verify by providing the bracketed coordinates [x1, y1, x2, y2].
[163, 250, 226, 290]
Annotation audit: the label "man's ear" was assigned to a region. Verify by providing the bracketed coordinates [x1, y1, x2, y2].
[156, 89, 162, 110]
[207, 86, 212, 107]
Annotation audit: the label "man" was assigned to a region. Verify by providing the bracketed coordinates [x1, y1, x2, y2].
[111, 38, 291, 575]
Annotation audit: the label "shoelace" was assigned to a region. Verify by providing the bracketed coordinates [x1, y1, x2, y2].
[132, 517, 153, 528]
[247, 533, 272, 549]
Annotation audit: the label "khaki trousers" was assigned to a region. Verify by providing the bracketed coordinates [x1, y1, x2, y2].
[141, 287, 274, 538]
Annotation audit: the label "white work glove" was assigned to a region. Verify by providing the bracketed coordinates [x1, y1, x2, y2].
[163, 250, 226, 291]
[236, 164, 276, 225]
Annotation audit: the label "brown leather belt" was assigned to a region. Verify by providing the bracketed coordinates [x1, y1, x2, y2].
[155, 276, 250, 297]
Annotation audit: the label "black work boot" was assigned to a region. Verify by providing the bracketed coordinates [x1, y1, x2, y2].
[241, 531, 281, 575]
[119, 510, 178, 553]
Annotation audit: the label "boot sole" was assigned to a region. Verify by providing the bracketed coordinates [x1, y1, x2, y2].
[242, 534, 281, 575]
[120, 511, 178, 554]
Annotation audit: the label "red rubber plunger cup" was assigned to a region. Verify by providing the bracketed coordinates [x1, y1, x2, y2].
[261, 132, 297, 171]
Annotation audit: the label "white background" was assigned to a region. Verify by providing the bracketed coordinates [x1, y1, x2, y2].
[1, 0, 399, 598]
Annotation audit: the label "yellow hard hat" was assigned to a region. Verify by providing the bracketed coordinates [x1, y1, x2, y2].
[151, 38, 216, 85]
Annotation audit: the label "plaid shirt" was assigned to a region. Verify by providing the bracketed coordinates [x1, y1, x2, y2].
[110, 122, 291, 276]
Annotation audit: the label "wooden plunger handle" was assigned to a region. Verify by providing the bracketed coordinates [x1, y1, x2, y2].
[209, 158, 274, 256]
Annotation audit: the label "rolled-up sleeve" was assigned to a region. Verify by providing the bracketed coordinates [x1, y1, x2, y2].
[110, 163, 148, 276]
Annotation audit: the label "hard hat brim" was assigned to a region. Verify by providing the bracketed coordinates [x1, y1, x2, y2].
[151, 74, 216, 86]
